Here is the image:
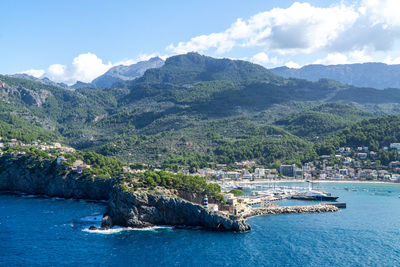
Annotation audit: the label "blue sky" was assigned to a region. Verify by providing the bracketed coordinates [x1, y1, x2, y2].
[2, 0, 400, 84]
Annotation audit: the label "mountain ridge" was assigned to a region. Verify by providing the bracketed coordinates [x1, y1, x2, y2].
[270, 62, 400, 89]
[8, 73, 71, 90]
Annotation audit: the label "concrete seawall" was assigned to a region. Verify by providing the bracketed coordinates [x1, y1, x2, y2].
[241, 203, 339, 219]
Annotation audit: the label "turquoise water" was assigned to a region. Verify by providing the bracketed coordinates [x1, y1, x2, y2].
[1, 183, 400, 266]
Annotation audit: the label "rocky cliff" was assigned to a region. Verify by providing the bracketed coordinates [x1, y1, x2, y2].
[0, 156, 113, 200]
[103, 187, 250, 232]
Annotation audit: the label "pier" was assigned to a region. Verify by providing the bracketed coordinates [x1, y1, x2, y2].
[241, 203, 340, 218]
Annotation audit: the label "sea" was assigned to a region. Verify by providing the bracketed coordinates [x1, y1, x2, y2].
[1, 182, 399, 267]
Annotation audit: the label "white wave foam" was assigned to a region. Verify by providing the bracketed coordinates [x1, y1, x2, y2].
[82, 225, 174, 234]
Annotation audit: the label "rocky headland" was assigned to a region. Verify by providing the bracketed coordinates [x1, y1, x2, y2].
[102, 187, 250, 231]
[0, 154, 250, 232]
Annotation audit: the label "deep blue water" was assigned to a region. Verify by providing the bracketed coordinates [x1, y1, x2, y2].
[1, 183, 400, 266]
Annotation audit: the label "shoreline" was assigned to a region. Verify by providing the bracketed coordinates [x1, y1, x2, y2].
[229, 179, 400, 186]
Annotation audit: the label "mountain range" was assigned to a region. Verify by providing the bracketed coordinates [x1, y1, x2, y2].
[270, 62, 400, 90]
[2, 52, 400, 168]
[8, 73, 71, 90]
[14, 57, 400, 91]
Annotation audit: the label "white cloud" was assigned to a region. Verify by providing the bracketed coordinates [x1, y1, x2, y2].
[166, 32, 232, 54]
[251, 52, 270, 65]
[48, 64, 67, 78]
[20, 69, 45, 78]
[42, 53, 112, 85]
[167, 2, 359, 55]
[285, 61, 301, 69]
[167, 0, 400, 63]
[313, 49, 373, 65]
[250, 52, 279, 66]
[384, 56, 400, 65]
[361, 0, 400, 27]
[313, 53, 350, 65]
[71, 53, 112, 83]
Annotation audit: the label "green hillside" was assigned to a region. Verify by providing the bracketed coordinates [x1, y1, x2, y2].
[275, 103, 373, 138]
[316, 115, 400, 155]
[0, 112, 59, 143]
[2, 53, 400, 168]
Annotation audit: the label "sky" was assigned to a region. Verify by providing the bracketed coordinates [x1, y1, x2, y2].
[2, 0, 400, 84]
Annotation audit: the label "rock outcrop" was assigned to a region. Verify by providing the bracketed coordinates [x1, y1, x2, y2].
[103, 188, 251, 232]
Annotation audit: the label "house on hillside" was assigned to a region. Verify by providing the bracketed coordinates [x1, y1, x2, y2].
[390, 143, 400, 151]
[357, 153, 368, 160]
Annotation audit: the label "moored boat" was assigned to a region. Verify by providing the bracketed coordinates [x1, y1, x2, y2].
[291, 183, 339, 201]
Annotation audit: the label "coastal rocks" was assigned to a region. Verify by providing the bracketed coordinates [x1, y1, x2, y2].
[105, 188, 251, 232]
[242, 203, 339, 218]
[101, 214, 113, 229]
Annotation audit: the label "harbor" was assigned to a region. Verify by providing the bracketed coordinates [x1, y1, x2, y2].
[214, 180, 346, 218]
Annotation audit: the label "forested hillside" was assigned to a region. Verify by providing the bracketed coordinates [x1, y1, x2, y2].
[316, 115, 400, 155]
[275, 103, 373, 138]
[2, 53, 400, 168]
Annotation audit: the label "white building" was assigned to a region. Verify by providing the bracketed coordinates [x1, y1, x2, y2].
[390, 174, 400, 181]
[390, 143, 400, 151]
[208, 204, 219, 211]
[344, 157, 353, 165]
[254, 168, 266, 179]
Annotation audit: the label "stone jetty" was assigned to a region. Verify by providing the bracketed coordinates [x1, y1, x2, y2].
[241, 203, 339, 219]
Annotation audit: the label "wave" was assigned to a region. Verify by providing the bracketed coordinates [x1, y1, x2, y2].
[82, 225, 174, 234]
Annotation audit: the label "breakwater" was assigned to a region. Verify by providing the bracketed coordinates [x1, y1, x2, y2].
[241, 203, 339, 218]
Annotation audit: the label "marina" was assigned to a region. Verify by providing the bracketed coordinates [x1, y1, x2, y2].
[220, 180, 340, 204]
[216, 180, 345, 218]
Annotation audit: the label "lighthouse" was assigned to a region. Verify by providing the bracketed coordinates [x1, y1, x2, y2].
[203, 194, 208, 209]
